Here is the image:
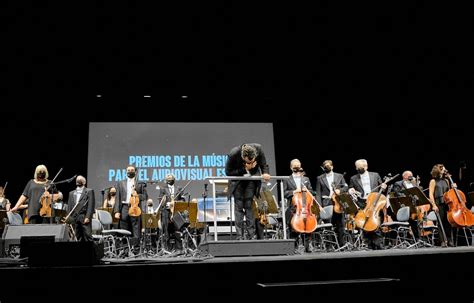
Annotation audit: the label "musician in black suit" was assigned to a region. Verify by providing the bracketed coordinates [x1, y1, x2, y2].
[283, 159, 314, 251]
[66, 176, 95, 242]
[157, 173, 185, 251]
[315, 160, 348, 245]
[113, 165, 147, 249]
[348, 159, 386, 249]
[390, 170, 420, 240]
[225, 143, 271, 240]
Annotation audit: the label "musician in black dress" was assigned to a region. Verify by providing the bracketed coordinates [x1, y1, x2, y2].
[11, 165, 61, 224]
[428, 164, 452, 246]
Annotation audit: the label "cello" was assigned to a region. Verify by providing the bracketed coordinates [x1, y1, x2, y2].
[443, 171, 474, 228]
[354, 174, 398, 232]
[290, 171, 318, 234]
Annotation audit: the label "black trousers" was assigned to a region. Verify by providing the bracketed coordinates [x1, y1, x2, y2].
[436, 202, 452, 245]
[160, 208, 182, 250]
[74, 215, 92, 242]
[119, 204, 141, 247]
[233, 181, 257, 238]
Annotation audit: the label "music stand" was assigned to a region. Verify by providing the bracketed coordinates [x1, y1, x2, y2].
[334, 194, 368, 251]
[336, 193, 359, 215]
[403, 187, 435, 248]
[389, 196, 412, 217]
[140, 213, 158, 256]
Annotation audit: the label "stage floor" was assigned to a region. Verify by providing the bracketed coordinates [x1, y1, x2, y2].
[2, 245, 474, 301]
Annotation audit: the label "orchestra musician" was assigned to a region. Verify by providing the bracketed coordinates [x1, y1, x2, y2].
[348, 159, 387, 250]
[66, 175, 95, 241]
[0, 186, 10, 211]
[390, 170, 420, 240]
[283, 159, 314, 252]
[113, 165, 147, 252]
[102, 186, 117, 208]
[315, 160, 348, 245]
[428, 164, 453, 246]
[10, 165, 62, 224]
[158, 174, 185, 252]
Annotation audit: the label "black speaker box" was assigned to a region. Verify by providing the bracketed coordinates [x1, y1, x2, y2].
[25, 241, 104, 267]
[2, 224, 68, 250]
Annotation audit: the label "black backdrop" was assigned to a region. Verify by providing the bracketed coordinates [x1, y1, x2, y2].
[3, 2, 474, 202]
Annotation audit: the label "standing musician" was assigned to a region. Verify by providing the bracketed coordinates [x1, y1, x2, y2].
[428, 164, 453, 246]
[113, 165, 147, 251]
[10, 165, 62, 224]
[348, 159, 387, 250]
[66, 176, 95, 241]
[225, 143, 271, 240]
[0, 186, 10, 211]
[158, 174, 185, 252]
[390, 170, 421, 240]
[315, 160, 348, 245]
[283, 159, 315, 252]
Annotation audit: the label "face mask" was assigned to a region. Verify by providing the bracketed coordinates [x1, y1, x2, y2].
[110, 192, 116, 196]
[127, 172, 136, 178]
[166, 180, 175, 186]
[37, 172, 46, 179]
[357, 168, 366, 174]
[323, 167, 332, 173]
[292, 168, 301, 173]
[76, 182, 84, 187]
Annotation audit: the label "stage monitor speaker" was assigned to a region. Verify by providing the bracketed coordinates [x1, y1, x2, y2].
[26, 241, 104, 267]
[2, 224, 68, 250]
[200, 239, 295, 257]
[20, 235, 55, 258]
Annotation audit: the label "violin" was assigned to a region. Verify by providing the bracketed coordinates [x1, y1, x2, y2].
[39, 186, 53, 217]
[443, 171, 474, 228]
[290, 170, 317, 233]
[128, 185, 142, 217]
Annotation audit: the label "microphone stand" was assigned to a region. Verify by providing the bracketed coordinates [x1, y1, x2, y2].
[202, 183, 208, 244]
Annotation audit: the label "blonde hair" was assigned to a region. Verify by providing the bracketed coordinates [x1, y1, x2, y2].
[34, 165, 49, 179]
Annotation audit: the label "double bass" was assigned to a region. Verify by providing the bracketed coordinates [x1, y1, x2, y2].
[443, 171, 474, 228]
[290, 170, 318, 233]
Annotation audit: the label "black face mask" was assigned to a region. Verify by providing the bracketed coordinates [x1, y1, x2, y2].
[127, 172, 136, 178]
[110, 192, 116, 196]
[292, 168, 301, 173]
[37, 172, 46, 179]
[323, 167, 332, 173]
[357, 168, 366, 174]
[76, 182, 84, 187]
[166, 180, 175, 186]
